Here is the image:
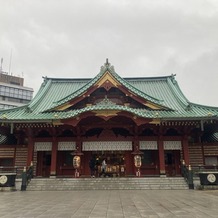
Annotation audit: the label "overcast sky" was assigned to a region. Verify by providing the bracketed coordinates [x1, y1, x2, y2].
[1, 0, 218, 106]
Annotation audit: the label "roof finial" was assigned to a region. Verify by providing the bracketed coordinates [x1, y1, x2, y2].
[101, 58, 115, 73]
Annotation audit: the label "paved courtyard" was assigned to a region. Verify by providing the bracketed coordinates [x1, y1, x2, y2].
[0, 190, 218, 218]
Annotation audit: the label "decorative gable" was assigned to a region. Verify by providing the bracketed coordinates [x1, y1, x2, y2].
[95, 71, 120, 90]
[51, 60, 168, 113]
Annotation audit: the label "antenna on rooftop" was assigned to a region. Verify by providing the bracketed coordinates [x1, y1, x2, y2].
[0, 58, 3, 72]
[9, 49, 13, 74]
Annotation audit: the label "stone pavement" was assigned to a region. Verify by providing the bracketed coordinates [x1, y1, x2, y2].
[0, 190, 218, 218]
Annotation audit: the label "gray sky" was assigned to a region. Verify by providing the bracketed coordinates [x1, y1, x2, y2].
[1, 0, 218, 106]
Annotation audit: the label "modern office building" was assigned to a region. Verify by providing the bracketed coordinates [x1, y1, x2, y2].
[0, 70, 33, 109]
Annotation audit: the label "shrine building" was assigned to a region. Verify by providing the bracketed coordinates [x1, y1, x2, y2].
[0, 60, 218, 178]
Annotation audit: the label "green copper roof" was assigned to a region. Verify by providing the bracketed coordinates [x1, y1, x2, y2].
[47, 62, 166, 110]
[0, 62, 218, 122]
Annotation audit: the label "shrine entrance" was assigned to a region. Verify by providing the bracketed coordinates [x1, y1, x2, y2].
[56, 151, 74, 177]
[82, 141, 133, 177]
[91, 151, 126, 177]
[36, 151, 51, 177]
[164, 150, 181, 176]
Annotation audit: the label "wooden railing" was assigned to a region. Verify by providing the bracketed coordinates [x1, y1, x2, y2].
[182, 164, 218, 189]
[192, 165, 218, 173]
[0, 166, 18, 174]
[181, 163, 194, 189]
[21, 163, 33, 191]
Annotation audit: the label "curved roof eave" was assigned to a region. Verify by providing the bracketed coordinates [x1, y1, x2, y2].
[27, 78, 53, 110]
[166, 76, 190, 108]
[189, 102, 218, 111]
[1, 104, 218, 123]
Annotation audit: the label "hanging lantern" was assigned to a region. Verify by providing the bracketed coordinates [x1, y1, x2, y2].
[134, 155, 142, 168]
[73, 156, 81, 169]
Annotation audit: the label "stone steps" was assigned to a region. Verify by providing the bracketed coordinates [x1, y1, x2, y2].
[27, 177, 189, 191]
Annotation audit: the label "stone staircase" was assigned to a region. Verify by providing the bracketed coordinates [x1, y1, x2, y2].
[27, 177, 189, 191]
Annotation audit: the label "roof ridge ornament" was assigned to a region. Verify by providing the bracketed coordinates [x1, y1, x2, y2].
[170, 74, 177, 84]
[42, 76, 48, 87]
[100, 58, 115, 74]
[106, 58, 109, 66]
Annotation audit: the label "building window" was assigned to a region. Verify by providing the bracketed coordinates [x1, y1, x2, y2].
[0, 85, 33, 100]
